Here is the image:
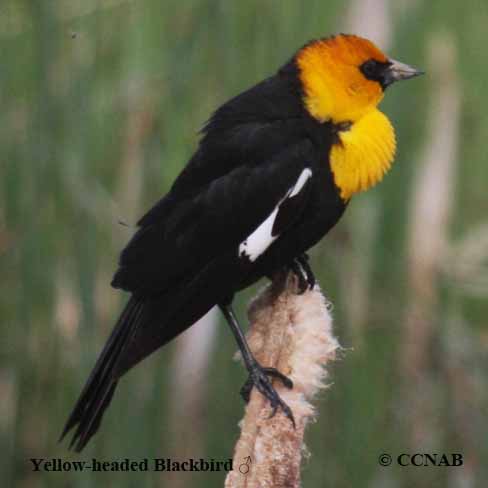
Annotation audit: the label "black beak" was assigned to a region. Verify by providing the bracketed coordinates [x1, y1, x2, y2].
[383, 59, 424, 88]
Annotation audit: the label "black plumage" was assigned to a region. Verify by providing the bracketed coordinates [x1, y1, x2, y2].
[61, 59, 347, 452]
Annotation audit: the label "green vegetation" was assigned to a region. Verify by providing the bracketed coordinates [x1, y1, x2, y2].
[2, 1, 487, 486]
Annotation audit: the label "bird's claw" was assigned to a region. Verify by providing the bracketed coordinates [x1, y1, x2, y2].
[240, 366, 293, 402]
[240, 364, 295, 427]
[289, 254, 315, 294]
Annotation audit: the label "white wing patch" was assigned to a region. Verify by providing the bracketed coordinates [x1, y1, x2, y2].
[239, 168, 312, 262]
[290, 168, 312, 197]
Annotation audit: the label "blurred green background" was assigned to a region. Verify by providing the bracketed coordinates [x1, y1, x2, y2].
[2, 1, 488, 487]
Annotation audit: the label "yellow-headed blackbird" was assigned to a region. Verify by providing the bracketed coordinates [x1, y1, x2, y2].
[61, 34, 422, 451]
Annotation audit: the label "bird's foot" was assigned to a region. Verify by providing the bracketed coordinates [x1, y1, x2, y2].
[289, 253, 316, 294]
[240, 363, 295, 427]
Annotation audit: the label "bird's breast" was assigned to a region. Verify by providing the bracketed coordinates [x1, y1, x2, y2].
[329, 109, 396, 200]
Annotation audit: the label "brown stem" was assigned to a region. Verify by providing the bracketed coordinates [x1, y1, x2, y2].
[225, 272, 339, 488]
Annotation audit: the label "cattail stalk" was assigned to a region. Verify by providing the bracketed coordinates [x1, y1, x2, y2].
[225, 272, 339, 488]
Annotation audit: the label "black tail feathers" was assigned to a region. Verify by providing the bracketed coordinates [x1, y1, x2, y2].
[59, 297, 144, 452]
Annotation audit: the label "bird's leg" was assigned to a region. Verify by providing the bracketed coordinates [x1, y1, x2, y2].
[297, 253, 316, 289]
[289, 253, 316, 294]
[220, 303, 295, 427]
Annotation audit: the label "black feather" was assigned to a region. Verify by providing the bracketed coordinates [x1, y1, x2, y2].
[60, 298, 143, 451]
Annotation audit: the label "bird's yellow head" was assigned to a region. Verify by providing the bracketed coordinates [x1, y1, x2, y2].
[296, 34, 422, 199]
[298, 34, 390, 123]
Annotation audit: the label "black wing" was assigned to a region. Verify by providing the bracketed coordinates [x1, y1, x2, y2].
[112, 138, 317, 296]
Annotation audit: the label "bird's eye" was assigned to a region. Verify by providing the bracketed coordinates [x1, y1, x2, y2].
[360, 59, 379, 79]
